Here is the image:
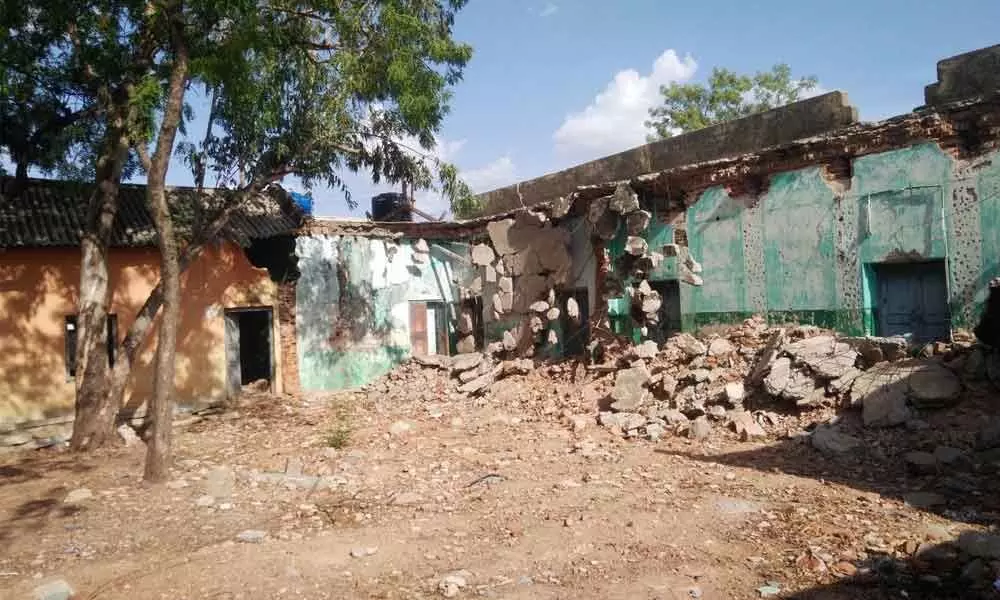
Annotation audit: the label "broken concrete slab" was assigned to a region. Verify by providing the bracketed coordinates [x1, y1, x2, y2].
[608, 183, 640, 213]
[458, 372, 494, 395]
[783, 335, 859, 380]
[471, 243, 495, 266]
[671, 333, 707, 358]
[748, 329, 786, 385]
[450, 353, 483, 374]
[764, 357, 792, 396]
[486, 219, 515, 255]
[412, 354, 450, 369]
[610, 366, 652, 412]
[730, 411, 766, 441]
[862, 385, 912, 428]
[781, 369, 817, 401]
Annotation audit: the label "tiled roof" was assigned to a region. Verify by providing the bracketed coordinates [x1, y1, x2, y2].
[0, 177, 305, 248]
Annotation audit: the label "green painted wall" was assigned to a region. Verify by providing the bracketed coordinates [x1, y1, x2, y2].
[296, 235, 469, 391]
[611, 143, 1000, 337]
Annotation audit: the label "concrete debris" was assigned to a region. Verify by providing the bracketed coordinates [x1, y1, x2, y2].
[724, 381, 745, 404]
[625, 210, 651, 235]
[625, 236, 648, 256]
[471, 243, 495, 266]
[689, 416, 712, 440]
[608, 183, 640, 213]
[671, 333, 707, 358]
[730, 411, 766, 440]
[451, 353, 483, 373]
[708, 338, 735, 357]
[610, 366, 651, 412]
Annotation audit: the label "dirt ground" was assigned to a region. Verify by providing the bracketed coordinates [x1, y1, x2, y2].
[2, 366, 999, 600]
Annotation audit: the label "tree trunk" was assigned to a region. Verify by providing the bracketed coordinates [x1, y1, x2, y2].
[70, 106, 132, 451]
[143, 23, 189, 483]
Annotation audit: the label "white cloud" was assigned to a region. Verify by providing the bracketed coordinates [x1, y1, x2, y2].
[539, 2, 558, 17]
[462, 156, 516, 193]
[553, 49, 697, 160]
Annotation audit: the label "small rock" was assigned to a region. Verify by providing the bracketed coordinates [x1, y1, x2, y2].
[439, 571, 470, 598]
[708, 338, 734, 356]
[64, 488, 93, 504]
[470, 243, 495, 266]
[645, 422, 667, 441]
[724, 381, 745, 404]
[610, 366, 651, 412]
[195, 495, 215, 507]
[671, 333, 707, 358]
[689, 417, 712, 440]
[389, 420, 414, 436]
[632, 340, 659, 359]
[32, 579, 75, 600]
[811, 425, 862, 455]
[350, 547, 378, 558]
[236, 530, 267, 543]
[730, 411, 766, 441]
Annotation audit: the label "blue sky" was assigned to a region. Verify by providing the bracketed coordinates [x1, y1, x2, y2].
[7, 1, 1000, 218]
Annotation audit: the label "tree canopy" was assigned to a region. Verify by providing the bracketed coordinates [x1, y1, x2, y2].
[645, 64, 818, 140]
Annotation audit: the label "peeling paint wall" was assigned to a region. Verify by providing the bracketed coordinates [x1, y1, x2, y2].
[610, 143, 1000, 337]
[295, 234, 470, 391]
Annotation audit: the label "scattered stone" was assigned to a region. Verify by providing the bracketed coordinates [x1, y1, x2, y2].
[32, 579, 75, 600]
[748, 329, 785, 385]
[64, 488, 93, 504]
[439, 571, 471, 598]
[730, 411, 766, 441]
[633, 340, 659, 359]
[566, 297, 580, 320]
[656, 373, 678, 399]
[645, 422, 667, 441]
[610, 366, 651, 412]
[599, 411, 646, 432]
[724, 381, 745, 404]
[458, 372, 493, 395]
[195, 495, 216, 507]
[903, 491, 947, 509]
[708, 338, 734, 357]
[205, 466, 235, 500]
[350, 547, 378, 558]
[658, 408, 689, 425]
[236, 529, 267, 543]
[764, 357, 792, 396]
[862, 385, 912, 428]
[450, 353, 483, 373]
[529, 300, 550, 313]
[811, 425, 862, 455]
[688, 416, 712, 440]
[470, 243, 495, 266]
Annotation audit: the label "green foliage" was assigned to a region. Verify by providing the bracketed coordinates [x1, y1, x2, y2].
[646, 64, 818, 140]
[2, 0, 474, 213]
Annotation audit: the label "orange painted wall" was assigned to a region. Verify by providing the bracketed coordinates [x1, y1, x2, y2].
[0, 241, 282, 425]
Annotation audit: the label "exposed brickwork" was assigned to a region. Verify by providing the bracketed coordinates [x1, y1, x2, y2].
[277, 282, 300, 394]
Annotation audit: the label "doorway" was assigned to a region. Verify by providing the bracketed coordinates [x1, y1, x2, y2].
[225, 308, 274, 397]
[873, 260, 950, 343]
[648, 279, 682, 344]
[557, 288, 590, 357]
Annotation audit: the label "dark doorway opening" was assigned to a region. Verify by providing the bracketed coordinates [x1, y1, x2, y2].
[873, 260, 950, 344]
[557, 288, 590, 357]
[648, 279, 682, 344]
[225, 308, 274, 397]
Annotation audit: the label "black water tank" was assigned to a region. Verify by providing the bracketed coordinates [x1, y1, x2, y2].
[371, 192, 412, 222]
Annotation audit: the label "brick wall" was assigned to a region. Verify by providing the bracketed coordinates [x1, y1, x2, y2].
[277, 283, 300, 394]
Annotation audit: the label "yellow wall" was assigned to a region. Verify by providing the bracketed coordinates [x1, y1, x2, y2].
[0, 241, 282, 425]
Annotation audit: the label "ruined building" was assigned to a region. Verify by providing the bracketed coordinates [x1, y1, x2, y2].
[1, 45, 1000, 435]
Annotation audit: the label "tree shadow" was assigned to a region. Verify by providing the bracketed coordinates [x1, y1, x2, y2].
[783, 530, 999, 599]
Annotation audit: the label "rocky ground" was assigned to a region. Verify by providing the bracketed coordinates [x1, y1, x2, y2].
[3, 327, 1000, 599]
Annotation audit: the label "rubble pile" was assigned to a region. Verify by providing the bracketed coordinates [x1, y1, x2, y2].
[593, 317, 979, 442]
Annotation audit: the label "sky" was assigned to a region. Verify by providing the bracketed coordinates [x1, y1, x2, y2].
[7, 1, 1000, 218]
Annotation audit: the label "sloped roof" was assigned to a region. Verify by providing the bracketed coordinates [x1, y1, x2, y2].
[0, 177, 304, 248]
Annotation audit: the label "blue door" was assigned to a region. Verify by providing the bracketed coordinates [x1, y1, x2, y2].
[875, 261, 950, 343]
